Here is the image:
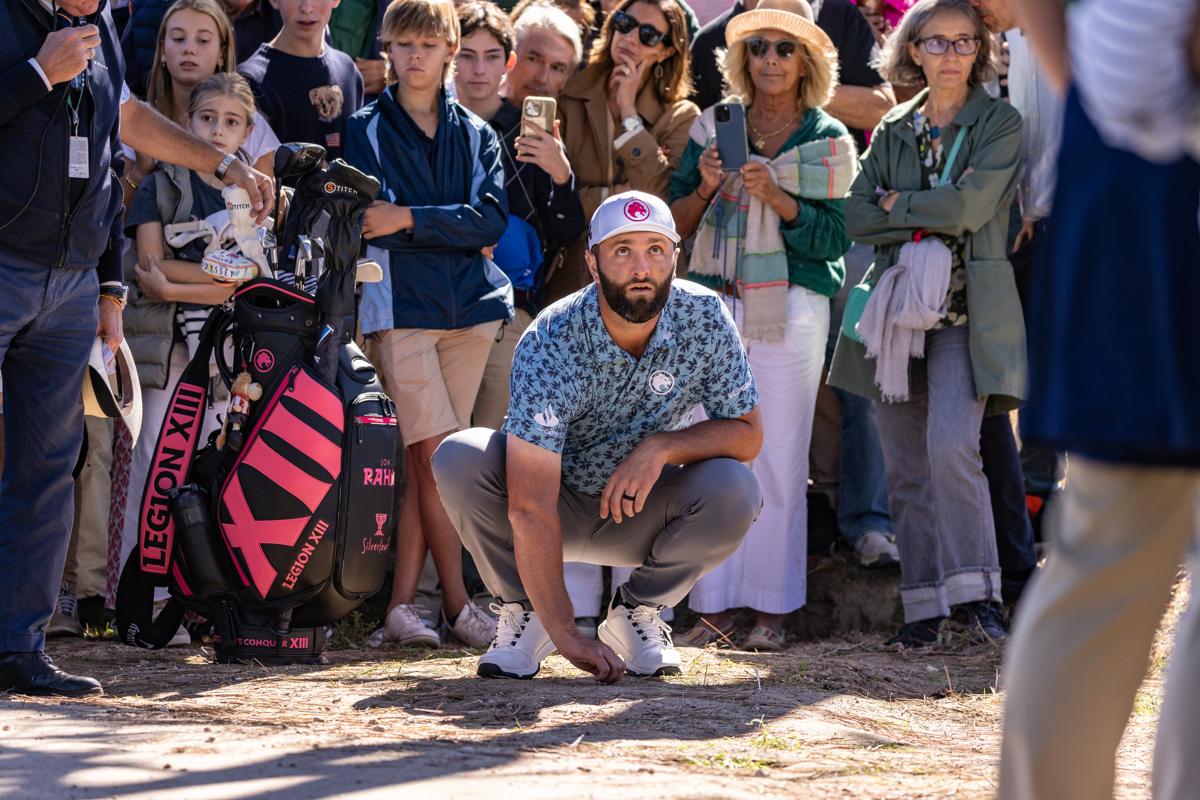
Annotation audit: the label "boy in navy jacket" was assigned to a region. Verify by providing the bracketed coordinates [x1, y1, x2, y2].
[344, 0, 511, 652]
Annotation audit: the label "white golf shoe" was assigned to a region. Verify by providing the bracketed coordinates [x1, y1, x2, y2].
[598, 602, 683, 677]
[476, 602, 556, 679]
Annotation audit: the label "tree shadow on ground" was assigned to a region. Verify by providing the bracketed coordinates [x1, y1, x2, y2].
[0, 635, 1004, 799]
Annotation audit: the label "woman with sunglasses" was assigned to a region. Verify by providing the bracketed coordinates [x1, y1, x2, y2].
[549, 0, 698, 301]
[829, 0, 1024, 648]
[666, 0, 853, 651]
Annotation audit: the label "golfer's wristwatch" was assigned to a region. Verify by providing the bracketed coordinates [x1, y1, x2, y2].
[99, 285, 128, 309]
[214, 152, 238, 181]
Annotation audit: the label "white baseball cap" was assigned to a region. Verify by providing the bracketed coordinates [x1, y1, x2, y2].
[587, 190, 681, 249]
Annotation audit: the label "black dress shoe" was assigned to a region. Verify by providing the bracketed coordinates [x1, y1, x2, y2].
[0, 651, 103, 697]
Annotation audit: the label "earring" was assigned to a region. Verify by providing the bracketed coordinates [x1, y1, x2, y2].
[654, 63, 664, 80]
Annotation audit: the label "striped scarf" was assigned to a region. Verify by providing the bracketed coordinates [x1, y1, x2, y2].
[689, 108, 858, 341]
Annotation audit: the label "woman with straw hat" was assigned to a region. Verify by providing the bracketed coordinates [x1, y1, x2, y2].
[668, 0, 856, 651]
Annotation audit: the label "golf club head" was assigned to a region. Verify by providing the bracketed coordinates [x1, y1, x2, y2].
[355, 258, 383, 284]
[298, 236, 313, 261]
[273, 143, 327, 184]
[321, 159, 381, 201]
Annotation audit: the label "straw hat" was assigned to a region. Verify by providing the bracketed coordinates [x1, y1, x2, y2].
[725, 0, 836, 59]
[82, 337, 143, 444]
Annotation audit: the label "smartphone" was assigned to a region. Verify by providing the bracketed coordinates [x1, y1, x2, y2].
[714, 102, 749, 171]
[521, 96, 557, 137]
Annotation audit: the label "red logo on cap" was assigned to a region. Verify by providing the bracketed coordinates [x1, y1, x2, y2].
[623, 199, 651, 221]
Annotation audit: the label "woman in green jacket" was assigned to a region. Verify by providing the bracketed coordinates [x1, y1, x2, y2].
[828, 0, 1024, 647]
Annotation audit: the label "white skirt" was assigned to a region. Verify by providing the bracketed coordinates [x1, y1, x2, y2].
[688, 286, 829, 615]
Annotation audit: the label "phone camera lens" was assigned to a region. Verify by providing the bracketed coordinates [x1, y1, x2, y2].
[716, 106, 730, 122]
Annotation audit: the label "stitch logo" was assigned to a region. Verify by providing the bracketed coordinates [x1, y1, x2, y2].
[649, 370, 675, 395]
[623, 199, 651, 221]
[253, 348, 275, 373]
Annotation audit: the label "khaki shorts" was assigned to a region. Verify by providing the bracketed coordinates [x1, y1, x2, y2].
[373, 322, 502, 446]
[471, 307, 534, 431]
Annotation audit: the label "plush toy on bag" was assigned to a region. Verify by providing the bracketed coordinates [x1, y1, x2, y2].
[215, 371, 262, 452]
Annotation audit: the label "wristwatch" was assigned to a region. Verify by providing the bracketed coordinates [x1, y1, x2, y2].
[214, 152, 238, 180]
[99, 285, 128, 309]
[621, 115, 643, 134]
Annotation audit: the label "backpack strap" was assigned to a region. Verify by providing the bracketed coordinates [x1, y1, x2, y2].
[155, 163, 195, 258]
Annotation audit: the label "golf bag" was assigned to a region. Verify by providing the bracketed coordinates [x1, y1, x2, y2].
[116, 155, 396, 664]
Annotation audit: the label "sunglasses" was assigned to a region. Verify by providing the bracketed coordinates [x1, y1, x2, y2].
[612, 10, 669, 48]
[917, 36, 981, 56]
[745, 37, 799, 60]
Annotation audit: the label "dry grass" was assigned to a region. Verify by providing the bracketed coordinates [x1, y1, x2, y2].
[0, 580, 1185, 799]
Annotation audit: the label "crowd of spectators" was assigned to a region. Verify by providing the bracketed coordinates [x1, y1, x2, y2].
[46, 0, 1060, 654]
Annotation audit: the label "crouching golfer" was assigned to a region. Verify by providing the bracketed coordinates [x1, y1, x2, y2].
[433, 191, 763, 682]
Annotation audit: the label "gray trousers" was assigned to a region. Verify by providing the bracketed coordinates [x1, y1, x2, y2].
[432, 428, 762, 608]
[873, 326, 1001, 622]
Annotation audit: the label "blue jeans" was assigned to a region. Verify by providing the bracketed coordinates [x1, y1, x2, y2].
[836, 388, 893, 539]
[828, 243, 892, 542]
[0, 261, 99, 652]
[874, 326, 1001, 622]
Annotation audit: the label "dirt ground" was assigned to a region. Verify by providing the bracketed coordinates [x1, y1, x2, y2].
[0, 583, 1182, 800]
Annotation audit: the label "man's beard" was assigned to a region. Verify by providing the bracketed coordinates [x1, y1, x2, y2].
[596, 267, 671, 324]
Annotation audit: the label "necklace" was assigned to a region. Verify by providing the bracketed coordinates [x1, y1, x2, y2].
[748, 108, 800, 150]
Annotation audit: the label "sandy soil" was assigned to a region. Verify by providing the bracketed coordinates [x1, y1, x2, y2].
[0, 579, 1179, 800]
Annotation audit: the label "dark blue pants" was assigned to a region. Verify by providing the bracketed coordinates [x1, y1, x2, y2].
[1010, 216, 1060, 499]
[0, 261, 98, 652]
[981, 413, 1037, 604]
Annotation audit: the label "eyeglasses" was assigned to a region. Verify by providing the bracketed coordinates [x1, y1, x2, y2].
[916, 36, 981, 56]
[611, 10, 669, 48]
[745, 36, 799, 60]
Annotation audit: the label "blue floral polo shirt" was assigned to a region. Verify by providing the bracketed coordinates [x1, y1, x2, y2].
[503, 280, 759, 496]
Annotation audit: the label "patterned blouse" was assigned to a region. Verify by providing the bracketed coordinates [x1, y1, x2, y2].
[913, 111, 969, 329]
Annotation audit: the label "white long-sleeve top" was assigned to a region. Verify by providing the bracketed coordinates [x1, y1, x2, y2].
[1006, 29, 1061, 221]
[1069, 0, 1200, 164]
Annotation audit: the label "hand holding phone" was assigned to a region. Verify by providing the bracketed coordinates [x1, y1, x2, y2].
[517, 97, 571, 184]
[714, 102, 749, 172]
[520, 96, 557, 137]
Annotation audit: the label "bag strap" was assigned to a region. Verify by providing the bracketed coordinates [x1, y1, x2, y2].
[133, 308, 228, 583]
[938, 126, 968, 187]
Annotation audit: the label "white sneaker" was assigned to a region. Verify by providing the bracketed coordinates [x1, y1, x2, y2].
[598, 603, 682, 677]
[47, 582, 82, 638]
[477, 602, 556, 679]
[167, 625, 192, 647]
[855, 530, 900, 569]
[368, 604, 440, 649]
[442, 601, 497, 649]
